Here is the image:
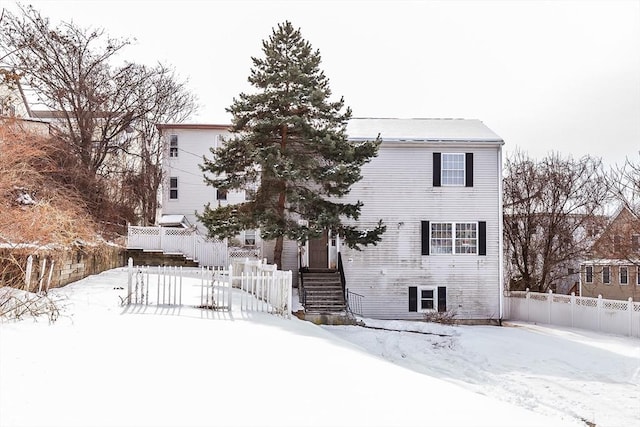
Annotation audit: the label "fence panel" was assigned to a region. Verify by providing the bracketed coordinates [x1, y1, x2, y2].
[505, 289, 639, 338]
[126, 259, 291, 318]
[127, 226, 230, 267]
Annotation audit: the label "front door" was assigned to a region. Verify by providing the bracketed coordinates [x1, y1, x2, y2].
[308, 231, 328, 269]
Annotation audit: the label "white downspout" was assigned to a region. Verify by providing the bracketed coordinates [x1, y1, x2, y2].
[498, 143, 505, 321]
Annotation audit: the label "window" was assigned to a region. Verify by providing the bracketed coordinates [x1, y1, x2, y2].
[409, 286, 447, 313]
[243, 229, 256, 246]
[441, 153, 465, 186]
[169, 177, 178, 200]
[602, 266, 610, 284]
[422, 221, 486, 256]
[216, 188, 227, 200]
[420, 288, 435, 310]
[169, 134, 178, 157]
[585, 266, 593, 283]
[431, 222, 477, 254]
[620, 266, 628, 285]
[455, 223, 478, 254]
[632, 235, 640, 252]
[430, 223, 453, 254]
[433, 152, 473, 187]
[637, 266, 640, 285]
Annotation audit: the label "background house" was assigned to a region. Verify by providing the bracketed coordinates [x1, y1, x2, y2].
[580, 206, 640, 301]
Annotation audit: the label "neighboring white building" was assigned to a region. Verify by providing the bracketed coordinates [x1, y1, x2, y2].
[156, 123, 259, 244]
[157, 118, 505, 321]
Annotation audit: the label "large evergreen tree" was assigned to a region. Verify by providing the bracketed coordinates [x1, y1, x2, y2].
[199, 21, 385, 268]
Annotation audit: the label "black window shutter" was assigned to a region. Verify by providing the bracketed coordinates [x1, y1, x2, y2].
[437, 286, 447, 313]
[421, 221, 430, 255]
[433, 153, 441, 187]
[479, 221, 487, 256]
[409, 287, 418, 312]
[465, 153, 474, 187]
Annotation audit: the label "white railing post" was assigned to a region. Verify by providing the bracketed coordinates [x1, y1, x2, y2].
[24, 255, 33, 292]
[127, 257, 133, 305]
[160, 227, 165, 251]
[228, 264, 233, 312]
[548, 289, 553, 324]
[525, 288, 530, 322]
[628, 297, 634, 337]
[287, 270, 292, 318]
[37, 258, 47, 294]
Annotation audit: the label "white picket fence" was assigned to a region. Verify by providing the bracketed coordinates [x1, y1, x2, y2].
[127, 226, 230, 267]
[504, 289, 640, 338]
[126, 258, 292, 317]
[21, 255, 55, 294]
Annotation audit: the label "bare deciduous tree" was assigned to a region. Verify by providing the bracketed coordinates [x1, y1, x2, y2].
[0, 5, 197, 226]
[503, 151, 609, 292]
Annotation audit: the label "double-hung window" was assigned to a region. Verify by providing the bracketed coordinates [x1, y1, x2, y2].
[422, 221, 486, 256]
[585, 265, 593, 283]
[602, 266, 611, 284]
[169, 177, 178, 200]
[169, 134, 178, 157]
[433, 152, 474, 187]
[409, 286, 447, 313]
[217, 188, 227, 200]
[441, 153, 465, 186]
[244, 229, 256, 246]
[431, 222, 477, 254]
[620, 266, 628, 285]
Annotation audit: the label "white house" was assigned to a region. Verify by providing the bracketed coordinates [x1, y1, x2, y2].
[156, 124, 256, 239]
[335, 118, 504, 321]
[157, 118, 505, 321]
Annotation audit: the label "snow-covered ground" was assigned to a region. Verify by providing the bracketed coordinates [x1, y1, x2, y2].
[1, 268, 638, 427]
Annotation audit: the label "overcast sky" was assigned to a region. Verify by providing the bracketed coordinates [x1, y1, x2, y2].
[6, 0, 640, 166]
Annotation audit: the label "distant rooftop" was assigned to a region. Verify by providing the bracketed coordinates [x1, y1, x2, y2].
[346, 118, 504, 143]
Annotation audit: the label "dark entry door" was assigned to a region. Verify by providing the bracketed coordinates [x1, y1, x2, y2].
[308, 231, 328, 269]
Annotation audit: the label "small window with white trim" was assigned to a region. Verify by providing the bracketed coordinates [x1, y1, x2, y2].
[169, 134, 178, 158]
[585, 265, 593, 283]
[602, 266, 611, 284]
[169, 177, 178, 200]
[620, 266, 628, 285]
[243, 229, 256, 246]
[409, 286, 446, 313]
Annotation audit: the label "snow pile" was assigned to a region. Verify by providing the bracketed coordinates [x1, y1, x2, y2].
[1, 268, 637, 427]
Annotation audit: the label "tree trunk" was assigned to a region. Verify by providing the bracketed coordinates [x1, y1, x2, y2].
[273, 235, 284, 269]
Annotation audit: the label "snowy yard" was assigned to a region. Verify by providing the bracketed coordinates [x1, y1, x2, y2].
[1, 268, 638, 427]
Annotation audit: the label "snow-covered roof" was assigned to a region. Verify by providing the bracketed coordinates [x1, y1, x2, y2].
[158, 214, 191, 228]
[346, 118, 504, 143]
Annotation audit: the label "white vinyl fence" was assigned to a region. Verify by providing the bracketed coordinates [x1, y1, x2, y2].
[126, 258, 292, 317]
[504, 289, 640, 338]
[127, 226, 229, 267]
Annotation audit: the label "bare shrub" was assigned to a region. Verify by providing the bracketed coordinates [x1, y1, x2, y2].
[423, 310, 457, 325]
[0, 287, 61, 323]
